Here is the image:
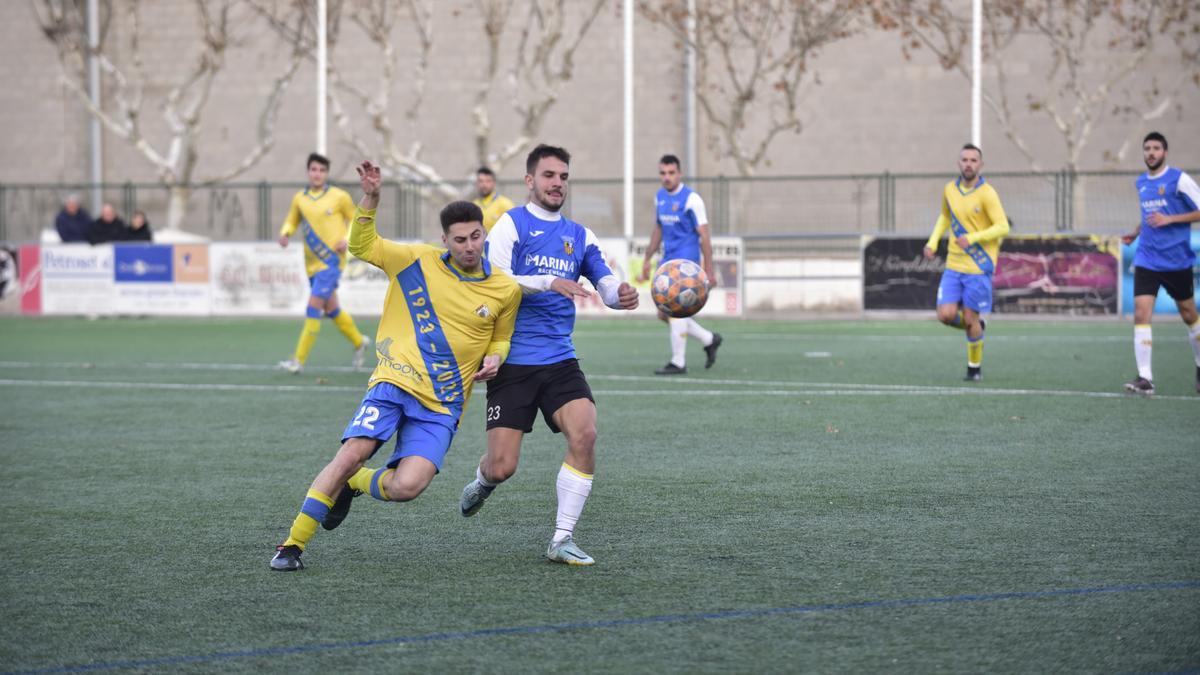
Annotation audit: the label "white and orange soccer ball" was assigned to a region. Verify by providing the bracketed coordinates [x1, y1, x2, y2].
[651, 258, 709, 318]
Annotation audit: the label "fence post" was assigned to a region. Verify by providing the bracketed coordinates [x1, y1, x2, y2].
[717, 176, 730, 235]
[392, 181, 402, 238]
[257, 181, 270, 240]
[122, 181, 136, 221]
[0, 185, 6, 242]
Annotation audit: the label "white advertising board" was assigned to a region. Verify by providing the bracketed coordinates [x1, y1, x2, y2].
[209, 243, 308, 316]
[40, 244, 116, 315]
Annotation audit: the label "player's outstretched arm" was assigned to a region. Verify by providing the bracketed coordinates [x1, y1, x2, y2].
[349, 161, 384, 263]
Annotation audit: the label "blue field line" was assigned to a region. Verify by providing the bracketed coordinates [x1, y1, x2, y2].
[7, 580, 1198, 674]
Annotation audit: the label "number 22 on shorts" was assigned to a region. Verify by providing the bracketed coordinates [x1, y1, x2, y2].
[353, 405, 380, 430]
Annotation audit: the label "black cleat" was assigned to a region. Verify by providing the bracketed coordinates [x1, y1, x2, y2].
[963, 366, 982, 382]
[1124, 376, 1154, 396]
[322, 485, 361, 531]
[655, 363, 687, 375]
[270, 545, 304, 571]
[703, 333, 723, 369]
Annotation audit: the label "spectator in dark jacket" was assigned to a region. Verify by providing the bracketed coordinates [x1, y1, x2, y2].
[125, 210, 153, 241]
[88, 203, 127, 245]
[54, 194, 92, 243]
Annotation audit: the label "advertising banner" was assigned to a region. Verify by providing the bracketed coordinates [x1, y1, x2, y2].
[1121, 232, 1200, 314]
[113, 244, 212, 315]
[39, 244, 116, 315]
[18, 244, 39, 315]
[580, 237, 743, 316]
[210, 242, 308, 316]
[863, 235, 1120, 314]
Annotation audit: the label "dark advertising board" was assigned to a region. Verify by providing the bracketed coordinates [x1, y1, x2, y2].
[864, 235, 1120, 314]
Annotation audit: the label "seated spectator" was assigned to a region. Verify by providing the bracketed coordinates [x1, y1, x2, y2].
[88, 203, 128, 245]
[54, 194, 92, 243]
[124, 210, 153, 241]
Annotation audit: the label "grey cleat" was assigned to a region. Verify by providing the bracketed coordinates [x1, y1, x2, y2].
[460, 479, 494, 517]
[269, 545, 303, 571]
[1124, 376, 1154, 396]
[546, 536, 594, 566]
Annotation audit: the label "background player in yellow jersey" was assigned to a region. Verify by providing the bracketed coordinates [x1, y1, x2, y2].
[473, 166, 515, 233]
[923, 144, 1010, 381]
[277, 152, 369, 374]
[270, 160, 521, 571]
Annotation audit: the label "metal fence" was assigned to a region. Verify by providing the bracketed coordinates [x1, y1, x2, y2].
[1, 170, 1179, 243]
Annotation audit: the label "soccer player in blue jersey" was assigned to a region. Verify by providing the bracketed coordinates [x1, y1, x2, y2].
[277, 153, 370, 374]
[1121, 132, 1200, 396]
[269, 160, 521, 571]
[459, 144, 640, 566]
[637, 154, 722, 375]
[923, 144, 1010, 381]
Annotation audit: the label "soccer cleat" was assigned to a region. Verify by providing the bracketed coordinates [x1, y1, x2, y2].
[1124, 376, 1155, 396]
[269, 545, 304, 571]
[278, 359, 302, 374]
[545, 536, 594, 566]
[655, 363, 687, 376]
[321, 485, 361, 531]
[460, 479, 495, 517]
[963, 366, 982, 382]
[703, 333, 723, 369]
[353, 336, 372, 371]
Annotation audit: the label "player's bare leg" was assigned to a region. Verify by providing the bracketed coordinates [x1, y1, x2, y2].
[461, 428, 524, 516]
[546, 398, 597, 565]
[1126, 295, 1157, 395]
[1175, 297, 1200, 393]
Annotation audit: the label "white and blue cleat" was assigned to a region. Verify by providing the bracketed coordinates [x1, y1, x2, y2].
[546, 536, 594, 566]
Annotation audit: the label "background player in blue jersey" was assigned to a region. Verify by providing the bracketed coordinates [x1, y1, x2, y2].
[1121, 132, 1200, 395]
[637, 154, 723, 375]
[459, 144, 639, 566]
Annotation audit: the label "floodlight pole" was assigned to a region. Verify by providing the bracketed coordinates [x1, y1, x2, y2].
[684, 0, 697, 176]
[316, 0, 328, 155]
[971, 0, 982, 147]
[87, 0, 103, 212]
[623, 0, 634, 239]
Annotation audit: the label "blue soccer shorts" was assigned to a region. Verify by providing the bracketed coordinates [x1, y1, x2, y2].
[937, 269, 993, 313]
[341, 382, 462, 471]
[309, 266, 342, 300]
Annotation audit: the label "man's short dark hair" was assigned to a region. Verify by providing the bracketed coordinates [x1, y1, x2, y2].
[477, 167, 496, 178]
[440, 201, 484, 233]
[659, 154, 681, 168]
[525, 144, 571, 175]
[961, 143, 982, 158]
[1143, 132, 1168, 151]
[307, 152, 331, 169]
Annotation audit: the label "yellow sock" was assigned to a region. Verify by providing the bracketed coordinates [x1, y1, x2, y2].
[294, 318, 321, 364]
[348, 466, 393, 501]
[283, 489, 335, 551]
[967, 336, 983, 367]
[332, 309, 365, 348]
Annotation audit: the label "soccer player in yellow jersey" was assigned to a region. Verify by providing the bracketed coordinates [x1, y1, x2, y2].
[472, 166, 515, 233]
[277, 153, 369, 374]
[270, 160, 522, 571]
[923, 144, 1010, 381]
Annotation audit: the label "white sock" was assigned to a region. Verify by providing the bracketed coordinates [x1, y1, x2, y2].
[1134, 324, 1153, 380]
[685, 318, 714, 345]
[1189, 320, 1200, 367]
[668, 318, 687, 368]
[553, 463, 593, 544]
[476, 465, 496, 489]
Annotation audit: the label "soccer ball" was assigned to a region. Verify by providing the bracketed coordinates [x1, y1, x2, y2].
[651, 258, 709, 318]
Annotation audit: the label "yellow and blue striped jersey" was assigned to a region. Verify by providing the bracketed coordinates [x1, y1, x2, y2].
[925, 177, 1010, 275]
[349, 207, 521, 416]
[473, 192, 515, 233]
[281, 186, 356, 276]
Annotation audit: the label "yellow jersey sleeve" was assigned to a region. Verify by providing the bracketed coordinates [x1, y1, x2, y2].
[349, 206, 425, 273]
[925, 199, 951, 251]
[280, 194, 302, 237]
[967, 187, 1011, 245]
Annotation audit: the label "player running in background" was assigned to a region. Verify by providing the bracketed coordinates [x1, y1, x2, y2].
[1121, 131, 1200, 396]
[473, 166, 515, 233]
[923, 143, 1010, 382]
[270, 160, 521, 571]
[459, 144, 639, 566]
[637, 154, 722, 375]
[277, 152, 370, 374]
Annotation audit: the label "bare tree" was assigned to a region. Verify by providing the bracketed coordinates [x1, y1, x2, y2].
[253, 0, 605, 201]
[875, 0, 1199, 172]
[34, 0, 305, 231]
[640, 0, 869, 176]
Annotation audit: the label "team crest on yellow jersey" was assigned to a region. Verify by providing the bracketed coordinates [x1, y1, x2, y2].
[562, 237, 574, 255]
[326, 208, 335, 215]
[475, 303, 491, 318]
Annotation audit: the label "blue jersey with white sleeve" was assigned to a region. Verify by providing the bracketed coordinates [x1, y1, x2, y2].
[487, 203, 619, 365]
[656, 185, 707, 262]
[1135, 166, 1200, 271]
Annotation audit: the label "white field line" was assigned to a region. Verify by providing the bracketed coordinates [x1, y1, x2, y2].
[0, 377, 1195, 402]
[571, 332, 1134, 343]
